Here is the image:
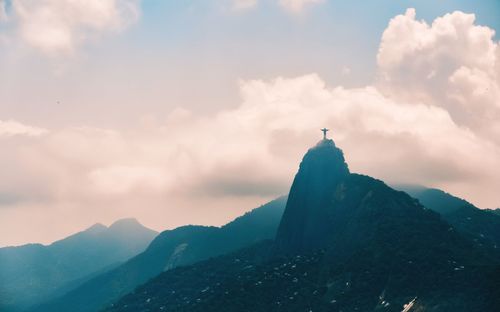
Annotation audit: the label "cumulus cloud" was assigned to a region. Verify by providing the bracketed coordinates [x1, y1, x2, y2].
[2, 71, 500, 245]
[377, 8, 500, 142]
[278, 0, 325, 13]
[0, 120, 48, 137]
[10, 0, 140, 55]
[233, 75, 500, 192]
[2, 8, 500, 246]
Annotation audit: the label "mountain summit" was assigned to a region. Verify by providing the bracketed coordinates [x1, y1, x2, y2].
[275, 137, 487, 265]
[274, 139, 349, 254]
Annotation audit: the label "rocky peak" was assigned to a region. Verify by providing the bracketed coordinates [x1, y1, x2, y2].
[274, 138, 349, 255]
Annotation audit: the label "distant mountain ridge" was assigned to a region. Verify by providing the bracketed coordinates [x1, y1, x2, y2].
[396, 185, 473, 215]
[30, 197, 287, 312]
[0, 218, 157, 312]
[396, 185, 500, 258]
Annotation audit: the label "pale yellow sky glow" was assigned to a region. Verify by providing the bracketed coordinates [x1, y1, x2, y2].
[0, 1, 499, 246]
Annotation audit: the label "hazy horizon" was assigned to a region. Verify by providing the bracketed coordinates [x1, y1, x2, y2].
[1, 0, 500, 247]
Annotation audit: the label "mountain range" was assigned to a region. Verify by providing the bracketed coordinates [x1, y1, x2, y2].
[28, 197, 287, 312]
[0, 218, 157, 311]
[102, 139, 500, 312]
[4, 138, 500, 311]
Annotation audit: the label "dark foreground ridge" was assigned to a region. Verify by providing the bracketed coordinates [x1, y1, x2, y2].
[103, 138, 500, 312]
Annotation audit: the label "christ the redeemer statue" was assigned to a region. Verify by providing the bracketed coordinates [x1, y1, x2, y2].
[321, 128, 329, 140]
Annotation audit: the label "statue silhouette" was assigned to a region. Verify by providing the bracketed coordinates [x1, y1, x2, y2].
[320, 128, 329, 139]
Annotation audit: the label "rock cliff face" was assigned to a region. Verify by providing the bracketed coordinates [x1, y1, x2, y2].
[274, 139, 349, 254]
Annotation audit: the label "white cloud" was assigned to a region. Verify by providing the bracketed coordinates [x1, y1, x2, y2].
[377, 8, 500, 142]
[278, 0, 325, 13]
[0, 120, 48, 137]
[231, 75, 500, 195]
[10, 0, 140, 55]
[2, 8, 500, 246]
[2, 71, 500, 244]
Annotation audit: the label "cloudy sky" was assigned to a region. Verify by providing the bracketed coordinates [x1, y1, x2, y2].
[1, 0, 499, 247]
